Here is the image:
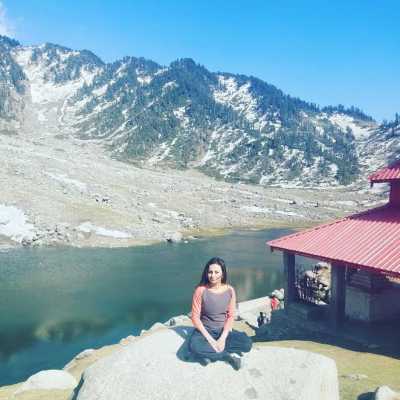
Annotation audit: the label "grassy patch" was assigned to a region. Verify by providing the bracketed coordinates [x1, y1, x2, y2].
[184, 219, 317, 239]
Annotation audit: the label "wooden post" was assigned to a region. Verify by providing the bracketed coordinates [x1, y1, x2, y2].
[390, 181, 400, 207]
[283, 251, 296, 312]
[330, 263, 346, 328]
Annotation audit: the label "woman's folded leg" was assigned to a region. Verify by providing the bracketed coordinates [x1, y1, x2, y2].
[189, 329, 227, 362]
[225, 330, 252, 355]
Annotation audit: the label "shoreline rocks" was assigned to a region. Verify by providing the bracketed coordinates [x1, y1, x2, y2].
[14, 370, 77, 395]
[165, 231, 183, 243]
[375, 386, 400, 400]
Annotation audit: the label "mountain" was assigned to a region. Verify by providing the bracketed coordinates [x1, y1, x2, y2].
[358, 115, 400, 176]
[1, 35, 396, 186]
[0, 36, 25, 132]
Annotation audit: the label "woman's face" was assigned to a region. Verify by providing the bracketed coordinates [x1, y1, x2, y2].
[207, 263, 223, 286]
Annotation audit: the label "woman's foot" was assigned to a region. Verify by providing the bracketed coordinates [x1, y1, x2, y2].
[226, 353, 242, 370]
[199, 357, 211, 366]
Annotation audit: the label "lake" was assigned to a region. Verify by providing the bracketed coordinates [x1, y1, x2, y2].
[0, 227, 291, 385]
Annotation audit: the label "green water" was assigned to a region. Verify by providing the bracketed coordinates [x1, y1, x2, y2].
[0, 228, 291, 385]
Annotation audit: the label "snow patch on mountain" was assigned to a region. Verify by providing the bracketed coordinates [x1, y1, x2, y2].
[162, 81, 178, 93]
[45, 172, 88, 193]
[241, 205, 304, 218]
[173, 106, 189, 128]
[155, 67, 168, 76]
[0, 204, 35, 243]
[329, 113, 372, 139]
[12, 47, 98, 105]
[147, 138, 178, 165]
[213, 76, 266, 128]
[37, 109, 47, 122]
[92, 84, 108, 97]
[77, 222, 132, 239]
[136, 72, 152, 85]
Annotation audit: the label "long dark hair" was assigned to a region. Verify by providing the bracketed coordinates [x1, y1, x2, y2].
[198, 257, 227, 286]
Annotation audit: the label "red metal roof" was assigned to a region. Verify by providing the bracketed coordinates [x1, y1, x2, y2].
[267, 205, 400, 277]
[369, 160, 400, 183]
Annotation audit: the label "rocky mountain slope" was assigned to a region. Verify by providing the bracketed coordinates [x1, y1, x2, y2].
[358, 117, 400, 176]
[0, 35, 394, 247]
[1, 35, 397, 187]
[1, 123, 380, 248]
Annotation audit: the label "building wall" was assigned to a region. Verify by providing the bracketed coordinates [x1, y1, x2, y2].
[345, 285, 400, 322]
[370, 286, 400, 321]
[345, 286, 371, 321]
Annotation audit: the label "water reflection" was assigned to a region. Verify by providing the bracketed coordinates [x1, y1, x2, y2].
[0, 228, 291, 384]
[0, 326, 36, 361]
[231, 267, 283, 300]
[34, 318, 112, 342]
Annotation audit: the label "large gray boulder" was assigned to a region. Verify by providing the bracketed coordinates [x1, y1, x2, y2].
[237, 296, 272, 327]
[375, 386, 400, 400]
[73, 327, 339, 400]
[15, 369, 77, 394]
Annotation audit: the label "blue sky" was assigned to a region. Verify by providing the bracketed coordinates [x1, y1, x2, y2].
[1, 0, 399, 121]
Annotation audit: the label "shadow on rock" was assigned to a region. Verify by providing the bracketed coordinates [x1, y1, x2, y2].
[253, 309, 400, 361]
[357, 392, 374, 400]
[70, 375, 85, 400]
[170, 326, 198, 363]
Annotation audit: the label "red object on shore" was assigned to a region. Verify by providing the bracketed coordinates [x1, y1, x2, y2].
[271, 297, 280, 310]
[267, 161, 400, 278]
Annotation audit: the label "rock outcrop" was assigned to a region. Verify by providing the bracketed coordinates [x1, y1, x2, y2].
[165, 231, 183, 243]
[14, 370, 77, 394]
[72, 327, 339, 400]
[237, 296, 271, 327]
[375, 386, 400, 400]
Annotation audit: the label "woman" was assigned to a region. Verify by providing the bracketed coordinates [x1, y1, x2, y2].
[189, 257, 252, 370]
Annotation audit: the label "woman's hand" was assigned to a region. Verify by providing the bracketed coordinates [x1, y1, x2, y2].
[207, 337, 220, 353]
[215, 336, 226, 352]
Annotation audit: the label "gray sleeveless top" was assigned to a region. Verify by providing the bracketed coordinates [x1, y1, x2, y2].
[200, 287, 233, 330]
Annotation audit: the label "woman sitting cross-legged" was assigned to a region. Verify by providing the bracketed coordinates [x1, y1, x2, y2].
[189, 257, 252, 370]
